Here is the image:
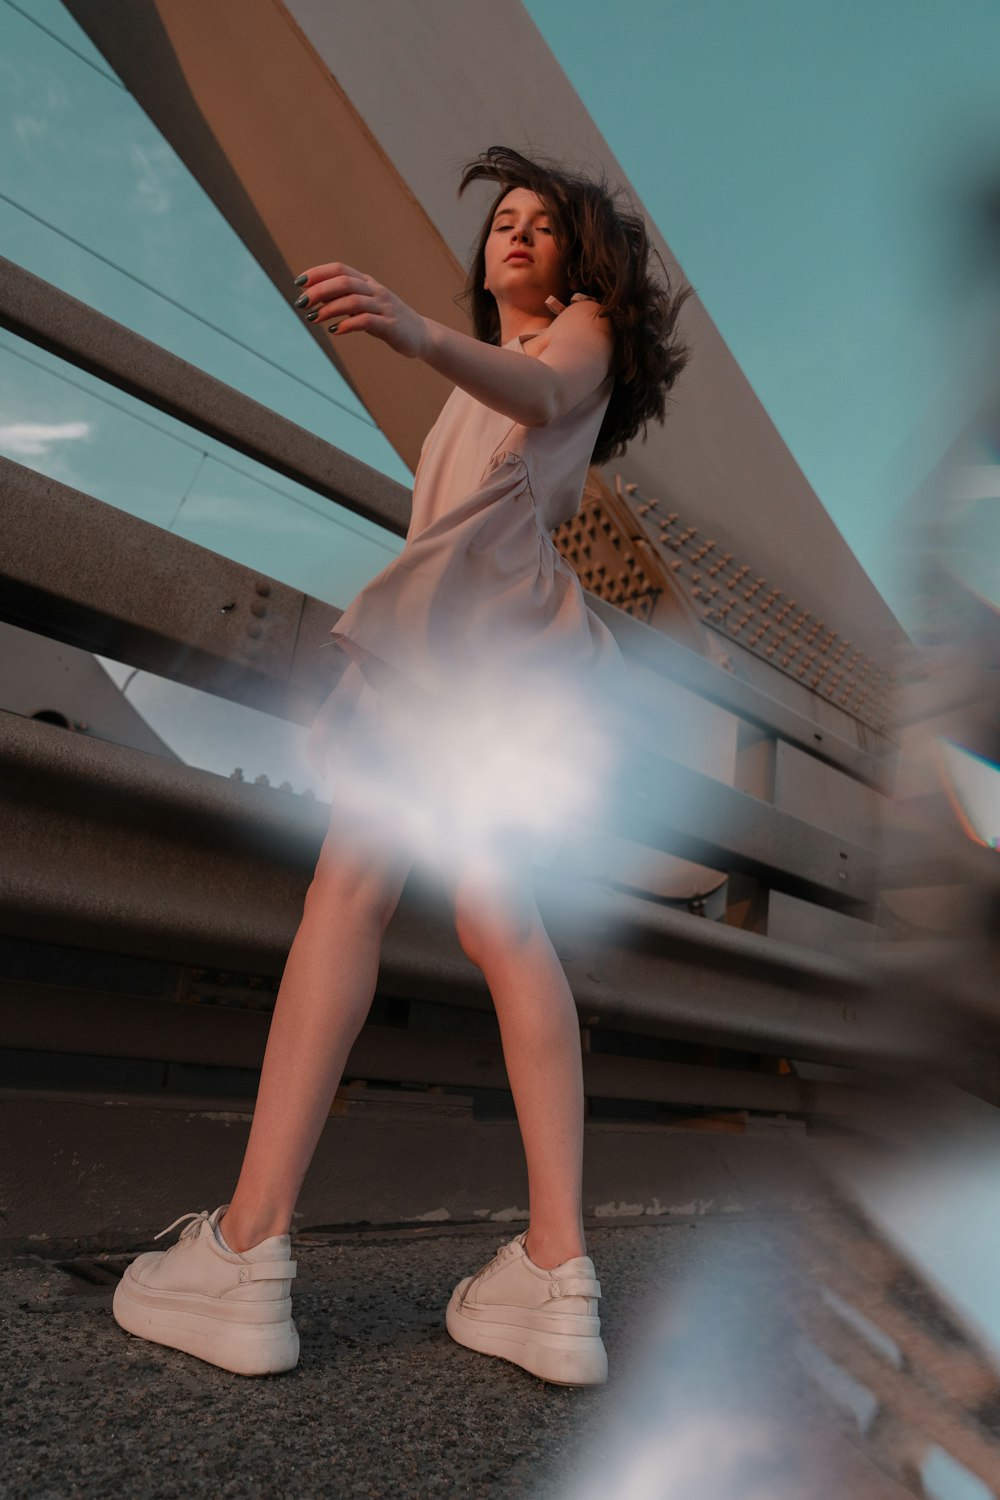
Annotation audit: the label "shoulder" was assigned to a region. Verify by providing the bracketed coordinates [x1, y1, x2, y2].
[541, 294, 614, 373]
[551, 293, 613, 341]
[532, 295, 615, 425]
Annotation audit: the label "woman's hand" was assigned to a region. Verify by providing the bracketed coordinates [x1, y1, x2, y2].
[292, 263, 429, 359]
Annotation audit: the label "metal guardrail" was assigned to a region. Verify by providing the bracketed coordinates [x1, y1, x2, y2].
[2, 705, 974, 1084]
[0, 978, 870, 1117]
[1, 465, 887, 915]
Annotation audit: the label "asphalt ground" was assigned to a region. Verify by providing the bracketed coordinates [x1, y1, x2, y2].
[1, 1214, 924, 1500]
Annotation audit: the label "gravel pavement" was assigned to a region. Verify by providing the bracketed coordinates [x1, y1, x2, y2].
[2, 1216, 918, 1499]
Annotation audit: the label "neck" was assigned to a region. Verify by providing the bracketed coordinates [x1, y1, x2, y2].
[499, 316, 552, 346]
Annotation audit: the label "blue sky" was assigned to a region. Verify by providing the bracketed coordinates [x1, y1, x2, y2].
[524, 0, 1000, 621]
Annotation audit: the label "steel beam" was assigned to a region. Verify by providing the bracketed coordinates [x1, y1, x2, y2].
[0, 980, 865, 1117]
[0, 454, 334, 718]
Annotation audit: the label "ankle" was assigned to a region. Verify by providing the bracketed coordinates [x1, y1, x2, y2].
[219, 1206, 290, 1254]
[524, 1230, 587, 1270]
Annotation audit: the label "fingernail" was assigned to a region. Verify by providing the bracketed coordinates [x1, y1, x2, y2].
[293, 273, 308, 286]
[306, 310, 318, 322]
[294, 293, 310, 309]
[327, 319, 342, 334]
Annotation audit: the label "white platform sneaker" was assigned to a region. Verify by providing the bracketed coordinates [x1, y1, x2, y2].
[446, 1229, 607, 1386]
[113, 1204, 299, 1376]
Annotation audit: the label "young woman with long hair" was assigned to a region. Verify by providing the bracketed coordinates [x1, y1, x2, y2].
[112, 146, 693, 1387]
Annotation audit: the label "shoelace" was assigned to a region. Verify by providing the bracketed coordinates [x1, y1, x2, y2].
[466, 1238, 513, 1294]
[478, 1237, 584, 1299]
[153, 1209, 213, 1244]
[482, 1236, 521, 1276]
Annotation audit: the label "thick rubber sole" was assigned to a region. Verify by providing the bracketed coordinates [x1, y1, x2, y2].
[113, 1276, 299, 1376]
[446, 1284, 608, 1387]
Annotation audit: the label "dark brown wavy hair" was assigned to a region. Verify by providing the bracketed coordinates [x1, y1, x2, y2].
[456, 146, 695, 468]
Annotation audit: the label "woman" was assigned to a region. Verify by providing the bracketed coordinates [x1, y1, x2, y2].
[112, 147, 692, 1387]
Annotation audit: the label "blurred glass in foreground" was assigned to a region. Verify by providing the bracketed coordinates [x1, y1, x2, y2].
[546, 161, 1000, 1500]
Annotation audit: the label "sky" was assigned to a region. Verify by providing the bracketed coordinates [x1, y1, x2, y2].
[524, 0, 1000, 619]
[2, 0, 999, 797]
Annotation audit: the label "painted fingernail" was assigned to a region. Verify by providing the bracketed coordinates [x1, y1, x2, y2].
[306, 310, 318, 322]
[327, 319, 342, 334]
[293, 273, 308, 286]
[294, 293, 310, 309]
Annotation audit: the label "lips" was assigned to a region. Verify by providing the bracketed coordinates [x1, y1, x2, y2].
[505, 252, 533, 263]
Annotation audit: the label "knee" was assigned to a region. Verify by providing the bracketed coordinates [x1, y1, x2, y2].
[307, 864, 404, 933]
[453, 884, 540, 969]
[308, 826, 411, 932]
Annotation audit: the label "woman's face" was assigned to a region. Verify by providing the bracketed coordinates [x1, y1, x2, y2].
[483, 186, 570, 314]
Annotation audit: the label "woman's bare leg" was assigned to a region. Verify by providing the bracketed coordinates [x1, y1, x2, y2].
[451, 841, 587, 1271]
[219, 798, 414, 1253]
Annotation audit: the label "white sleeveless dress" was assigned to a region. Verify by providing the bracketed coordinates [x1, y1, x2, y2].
[306, 297, 636, 876]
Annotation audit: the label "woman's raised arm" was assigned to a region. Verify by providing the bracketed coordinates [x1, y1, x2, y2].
[293, 263, 612, 427]
[422, 296, 613, 425]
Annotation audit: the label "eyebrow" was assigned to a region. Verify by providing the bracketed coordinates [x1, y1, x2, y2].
[492, 206, 550, 221]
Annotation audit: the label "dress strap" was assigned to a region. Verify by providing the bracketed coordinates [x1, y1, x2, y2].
[543, 292, 598, 317]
